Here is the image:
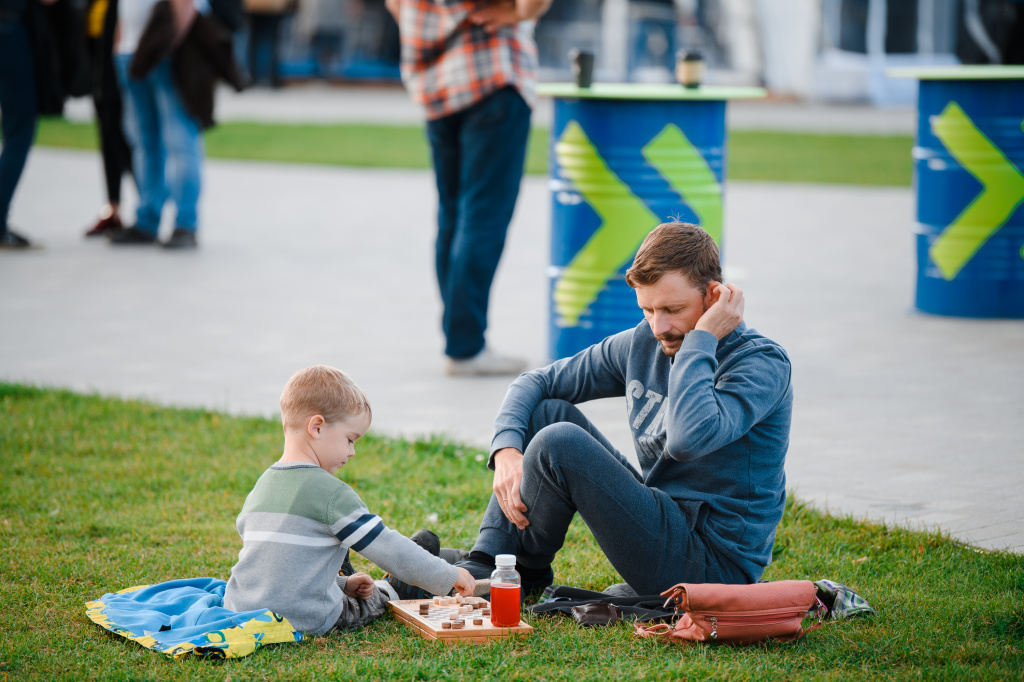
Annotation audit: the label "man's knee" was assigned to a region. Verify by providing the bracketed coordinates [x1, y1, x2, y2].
[523, 421, 589, 473]
[528, 399, 576, 433]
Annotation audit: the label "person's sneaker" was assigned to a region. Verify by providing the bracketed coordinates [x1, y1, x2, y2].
[409, 529, 441, 556]
[455, 556, 553, 601]
[109, 226, 158, 245]
[161, 228, 197, 249]
[440, 547, 469, 565]
[84, 214, 123, 238]
[386, 529, 442, 599]
[0, 229, 38, 250]
[446, 346, 527, 377]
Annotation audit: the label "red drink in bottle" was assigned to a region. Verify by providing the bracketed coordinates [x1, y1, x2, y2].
[489, 585, 521, 627]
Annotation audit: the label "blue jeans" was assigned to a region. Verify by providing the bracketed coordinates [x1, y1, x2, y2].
[426, 86, 531, 359]
[114, 54, 203, 233]
[471, 400, 748, 594]
[0, 18, 37, 234]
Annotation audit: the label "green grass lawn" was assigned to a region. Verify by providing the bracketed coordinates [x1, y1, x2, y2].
[35, 117, 913, 187]
[1, 384, 1022, 680]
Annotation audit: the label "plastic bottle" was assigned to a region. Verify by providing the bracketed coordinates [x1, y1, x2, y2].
[489, 554, 521, 627]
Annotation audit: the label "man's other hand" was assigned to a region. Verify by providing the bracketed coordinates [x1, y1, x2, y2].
[493, 447, 529, 529]
[695, 282, 744, 340]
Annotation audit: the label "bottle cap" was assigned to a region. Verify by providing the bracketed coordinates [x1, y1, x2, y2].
[494, 554, 517, 567]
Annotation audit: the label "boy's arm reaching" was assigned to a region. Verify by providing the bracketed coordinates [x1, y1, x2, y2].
[329, 487, 473, 597]
[357, 527, 467, 596]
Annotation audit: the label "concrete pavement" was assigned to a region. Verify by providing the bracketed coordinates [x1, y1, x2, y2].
[2, 143, 1021, 553]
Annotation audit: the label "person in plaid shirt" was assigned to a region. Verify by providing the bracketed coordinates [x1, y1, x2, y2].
[386, 0, 552, 376]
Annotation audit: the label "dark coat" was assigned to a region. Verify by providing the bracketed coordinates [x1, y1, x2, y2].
[25, 0, 92, 115]
[130, 2, 247, 129]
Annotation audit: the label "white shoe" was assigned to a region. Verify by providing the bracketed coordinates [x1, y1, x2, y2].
[446, 346, 527, 377]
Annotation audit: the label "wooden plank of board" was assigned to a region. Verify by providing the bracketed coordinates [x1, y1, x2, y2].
[388, 598, 533, 644]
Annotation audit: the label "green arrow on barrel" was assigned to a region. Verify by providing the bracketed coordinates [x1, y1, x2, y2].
[553, 122, 723, 326]
[929, 102, 1024, 281]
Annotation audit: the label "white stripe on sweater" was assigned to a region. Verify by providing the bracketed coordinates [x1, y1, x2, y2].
[244, 530, 340, 547]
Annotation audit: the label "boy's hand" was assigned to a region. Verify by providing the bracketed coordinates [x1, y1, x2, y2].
[452, 568, 477, 597]
[343, 572, 375, 599]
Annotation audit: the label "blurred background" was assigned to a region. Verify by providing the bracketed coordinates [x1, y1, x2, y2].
[243, 0, 1023, 105]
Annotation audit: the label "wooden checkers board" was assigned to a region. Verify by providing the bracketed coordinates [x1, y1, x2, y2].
[389, 598, 534, 643]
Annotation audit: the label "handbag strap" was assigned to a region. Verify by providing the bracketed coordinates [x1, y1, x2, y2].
[634, 622, 673, 638]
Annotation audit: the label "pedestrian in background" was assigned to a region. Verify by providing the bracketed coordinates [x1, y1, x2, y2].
[0, 0, 57, 250]
[83, 0, 134, 239]
[386, 0, 552, 376]
[244, 0, 294, 87]
[111, 0, 208, 248]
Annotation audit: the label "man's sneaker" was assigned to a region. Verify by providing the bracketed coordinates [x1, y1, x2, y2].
[84, 214, 123, 238]
[386, 529, 441, 599]
[455, 556, 553, 601]
[440, 547, 469, 565]
[0, 230, 37, 250]
[447, 346, 527, 377]
[109, 226, 158, 245]
[162, 228, 197, 249]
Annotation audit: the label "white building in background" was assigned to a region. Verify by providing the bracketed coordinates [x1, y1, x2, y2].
[272, 0, 1021, 106]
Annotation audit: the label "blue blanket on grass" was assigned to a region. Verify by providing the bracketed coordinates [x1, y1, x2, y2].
[86, 577, 302, 659]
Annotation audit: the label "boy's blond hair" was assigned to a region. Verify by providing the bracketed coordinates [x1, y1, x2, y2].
[280, 365, 372, 431]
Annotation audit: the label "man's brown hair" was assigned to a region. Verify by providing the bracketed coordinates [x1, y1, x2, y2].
[624, 221, 722, 290]
[280, 365, 372, 431]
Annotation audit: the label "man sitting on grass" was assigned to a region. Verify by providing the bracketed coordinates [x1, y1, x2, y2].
[224, 365, 475, 634]
[457, 222, 794, 595]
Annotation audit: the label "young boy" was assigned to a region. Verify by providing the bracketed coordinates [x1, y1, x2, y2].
[223, 365, 475, 634]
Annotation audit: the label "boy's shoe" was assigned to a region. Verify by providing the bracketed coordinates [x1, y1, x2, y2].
[109, 226, 158, 244]
[84, 214, 123, 238]
[0, 229, 37, 250]
[162, 228, 197, 249]
[386, 529, 441, 600]
[446, 346, 527, 377]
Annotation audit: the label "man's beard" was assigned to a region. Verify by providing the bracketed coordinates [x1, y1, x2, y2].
[655, 300, 709, 357]
[656, 333, 685, 357]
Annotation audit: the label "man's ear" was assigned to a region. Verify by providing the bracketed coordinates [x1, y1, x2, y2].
[704, 280, 721, 304]
[306, 414, 326, 440]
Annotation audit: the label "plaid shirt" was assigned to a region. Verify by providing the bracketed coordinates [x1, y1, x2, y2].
[397, 0, 538, 120]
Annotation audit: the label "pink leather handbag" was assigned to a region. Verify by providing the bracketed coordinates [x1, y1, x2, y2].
[634, 580, 825, 645]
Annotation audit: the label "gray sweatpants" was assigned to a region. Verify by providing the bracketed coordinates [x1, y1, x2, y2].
[471, 399, 748, 594]
[330, 577, 396, 631]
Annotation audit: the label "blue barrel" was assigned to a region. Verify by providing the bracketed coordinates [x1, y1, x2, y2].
[909, 69, 1024, 317]
[537, 83, 764, 360]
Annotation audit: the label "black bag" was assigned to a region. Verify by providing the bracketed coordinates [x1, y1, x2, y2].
[526, 585, 675, 626]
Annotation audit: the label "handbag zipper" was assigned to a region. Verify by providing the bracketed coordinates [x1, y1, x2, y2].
[700, 610, 809, 640]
